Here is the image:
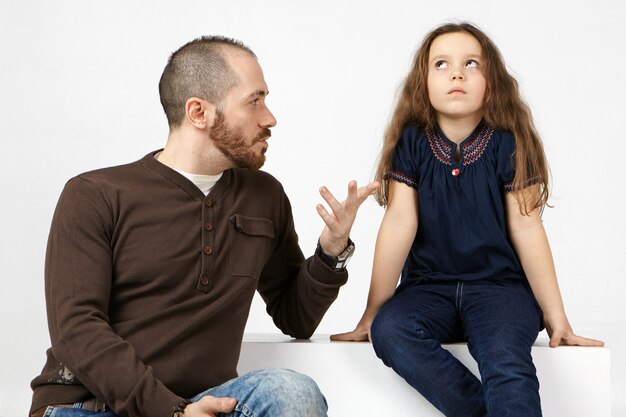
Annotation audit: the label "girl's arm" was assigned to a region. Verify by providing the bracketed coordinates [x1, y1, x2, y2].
[505, 187, 603, 348]
[331, 181, 418, 341]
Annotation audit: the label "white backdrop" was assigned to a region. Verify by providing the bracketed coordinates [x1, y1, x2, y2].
[1, 1, 625, 416]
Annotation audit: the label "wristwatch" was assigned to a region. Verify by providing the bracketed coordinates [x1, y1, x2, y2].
[316, 238, 355, 271]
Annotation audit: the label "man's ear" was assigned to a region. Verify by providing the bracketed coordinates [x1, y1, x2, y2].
[184, 97, 216, 129]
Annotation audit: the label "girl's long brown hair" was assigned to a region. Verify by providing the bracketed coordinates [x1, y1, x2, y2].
[375, 22, 549, 214]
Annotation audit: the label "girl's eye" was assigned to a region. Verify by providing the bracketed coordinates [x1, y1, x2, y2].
[435, 61, 448, 69]
[250, 98, 259, 105]
[465, 60, 479, 68]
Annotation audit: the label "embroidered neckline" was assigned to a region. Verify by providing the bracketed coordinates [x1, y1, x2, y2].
[427, 124, 494, 166]
[427, 130, 453, 165]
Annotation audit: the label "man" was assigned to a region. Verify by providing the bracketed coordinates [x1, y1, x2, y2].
[30, 36, 377, 417]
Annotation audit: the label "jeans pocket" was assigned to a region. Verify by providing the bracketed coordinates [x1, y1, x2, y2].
[228, 214, 275, 278]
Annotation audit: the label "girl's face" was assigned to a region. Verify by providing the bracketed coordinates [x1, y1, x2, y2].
[427, 32, 486, 126]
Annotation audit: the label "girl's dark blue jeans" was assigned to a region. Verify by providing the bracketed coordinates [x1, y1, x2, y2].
[371, 279, 543, 417]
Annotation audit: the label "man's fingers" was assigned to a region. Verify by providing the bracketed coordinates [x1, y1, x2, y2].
[198, 396, 237, 414]
[320, 181, 379, 216]
[346, 181, 379, 209]
[346, 180, 358, 198]
[316, 204, 335, 228]
[319, 186, 346, 220]
[356, 182, 380, 202]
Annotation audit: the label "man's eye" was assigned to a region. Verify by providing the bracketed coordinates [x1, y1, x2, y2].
[250, 98, 259, 105]
[435, 61, 448, 69]
[465, 60, 479, 68]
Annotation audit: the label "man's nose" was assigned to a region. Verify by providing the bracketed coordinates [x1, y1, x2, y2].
[261, 107, 277, 128]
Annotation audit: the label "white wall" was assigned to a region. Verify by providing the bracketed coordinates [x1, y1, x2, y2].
[1, 1, 624, 416]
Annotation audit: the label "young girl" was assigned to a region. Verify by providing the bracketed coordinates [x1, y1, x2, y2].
[332, 22, 603, 417]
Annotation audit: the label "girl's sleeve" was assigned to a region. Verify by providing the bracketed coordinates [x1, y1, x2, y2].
[496, 131, 517, 191]
[388, 127, 420, 190]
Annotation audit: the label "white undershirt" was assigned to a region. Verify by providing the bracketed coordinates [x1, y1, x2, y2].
[174, 168, 223, 195]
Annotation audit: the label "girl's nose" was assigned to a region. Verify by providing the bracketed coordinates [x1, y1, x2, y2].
[451, 70, 464, 81]
[450, 64, 466, 80]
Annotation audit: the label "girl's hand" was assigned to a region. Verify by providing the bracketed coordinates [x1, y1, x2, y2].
[330, 319, 372, 342]
[544, 313, 604, 348]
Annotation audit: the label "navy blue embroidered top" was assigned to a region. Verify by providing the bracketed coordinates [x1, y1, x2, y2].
[390, 123, 526, 285]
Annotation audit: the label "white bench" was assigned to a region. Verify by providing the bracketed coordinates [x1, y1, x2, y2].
[238, 333, 611, 417]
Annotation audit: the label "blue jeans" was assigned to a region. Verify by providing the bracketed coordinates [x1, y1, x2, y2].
[42, 369, 328, 417]
[371, 279, 543, 417]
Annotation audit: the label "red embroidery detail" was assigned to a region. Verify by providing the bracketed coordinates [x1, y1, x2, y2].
[463, 126, 494, 166]
[388, 170, 418, 188]
[427, 125, 494, 167]
[427, 131, 452, 165]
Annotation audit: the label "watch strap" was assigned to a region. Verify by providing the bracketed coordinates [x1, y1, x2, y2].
[316, 238, 355, 271]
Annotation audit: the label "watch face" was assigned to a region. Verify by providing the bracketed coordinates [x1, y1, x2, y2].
[335, 242, 355, 269]
[339, 243, 355, 261]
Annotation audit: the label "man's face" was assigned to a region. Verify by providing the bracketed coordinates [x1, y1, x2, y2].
[210, 111, 271, 170]
[211, 50, 276, 170]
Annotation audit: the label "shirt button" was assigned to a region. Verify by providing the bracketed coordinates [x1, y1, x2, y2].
[200, 276, 209, 286]
[204, 200, 213, 207]
[204, 222, 213, 231]
[203, 246, 213, 255]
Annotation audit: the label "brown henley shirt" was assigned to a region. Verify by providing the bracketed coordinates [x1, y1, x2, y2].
[30, 151, 348, 417]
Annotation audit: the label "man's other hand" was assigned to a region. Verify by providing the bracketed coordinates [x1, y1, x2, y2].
[184, 396, 237, 416]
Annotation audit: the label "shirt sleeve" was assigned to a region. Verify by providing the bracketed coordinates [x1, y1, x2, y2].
[496, 131, 517, 191]
[388, 126, 421, 189]
[45, 177, 183, 417]
[256, 187, 348, 339]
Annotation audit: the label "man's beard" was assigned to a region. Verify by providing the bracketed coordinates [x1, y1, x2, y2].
[210, 111, 271, 170]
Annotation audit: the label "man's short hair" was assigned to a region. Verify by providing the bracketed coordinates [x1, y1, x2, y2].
[159, 36, 256, 129]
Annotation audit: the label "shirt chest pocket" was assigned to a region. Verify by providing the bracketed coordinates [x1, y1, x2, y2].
[228, 214, 275, 278]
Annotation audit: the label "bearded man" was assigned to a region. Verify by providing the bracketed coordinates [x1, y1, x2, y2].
[30, 36, 377, 417]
